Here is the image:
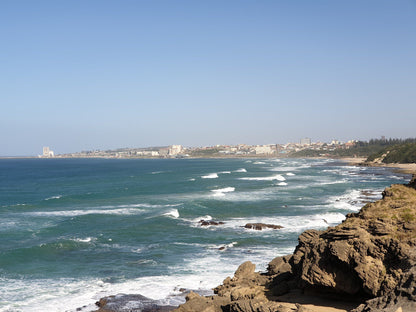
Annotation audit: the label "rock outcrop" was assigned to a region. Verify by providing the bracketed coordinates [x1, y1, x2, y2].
[174, 176, 416, 312]
[199, 220, 225, 226]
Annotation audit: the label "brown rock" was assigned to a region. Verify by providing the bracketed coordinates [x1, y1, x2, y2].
[234, 261, 256, 279]
[268, 255, 292, 276]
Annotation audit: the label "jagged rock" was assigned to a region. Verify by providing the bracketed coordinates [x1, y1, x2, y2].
[268, 255, 292, 276]
[174, 291, 229, 312]
[234, 261, 256, 279]
[228, 299, 294, 312]
[244, 223, 283, 230]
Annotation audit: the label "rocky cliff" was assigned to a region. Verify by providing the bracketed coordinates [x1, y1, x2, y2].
[174, 176, 416, 312]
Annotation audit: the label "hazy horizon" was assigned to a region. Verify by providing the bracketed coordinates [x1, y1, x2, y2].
[1, 1, 415, 156]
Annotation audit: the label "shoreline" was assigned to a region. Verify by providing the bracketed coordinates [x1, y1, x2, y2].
[2, 154, 415, 176]
[333, 156, 416, 175]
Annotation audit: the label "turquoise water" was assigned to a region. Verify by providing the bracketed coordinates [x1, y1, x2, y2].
[0, 158, 409, 311]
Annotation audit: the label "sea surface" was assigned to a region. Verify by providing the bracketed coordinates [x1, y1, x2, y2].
[0, 158, 410, 312]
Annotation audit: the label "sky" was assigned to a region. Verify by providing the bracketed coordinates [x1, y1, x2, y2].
[1, 0, 415, 156]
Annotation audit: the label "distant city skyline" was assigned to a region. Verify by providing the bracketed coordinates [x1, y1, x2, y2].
[1, 1, 415, 156]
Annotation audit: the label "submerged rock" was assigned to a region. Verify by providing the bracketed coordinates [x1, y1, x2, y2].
[243, 223, 283, 230]
[199, 220, 225, 226]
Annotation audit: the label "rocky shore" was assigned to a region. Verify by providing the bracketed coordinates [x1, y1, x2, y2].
[95, 174, 416, 312]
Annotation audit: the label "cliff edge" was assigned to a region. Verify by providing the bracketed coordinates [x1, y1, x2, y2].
[174, 175, 416, 312]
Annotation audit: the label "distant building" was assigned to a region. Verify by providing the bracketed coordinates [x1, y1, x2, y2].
[300, 138, 311, 146]
[254, 145, 275, 155]
[169, 145, 183, 156]
[42, 147, 54, 157]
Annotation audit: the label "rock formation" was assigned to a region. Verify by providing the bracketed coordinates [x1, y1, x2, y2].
[199, 220, 225, 226]
[174, 176, 416, 312]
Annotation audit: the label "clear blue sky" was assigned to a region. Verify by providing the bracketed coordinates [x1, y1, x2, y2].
[1, 0, 415, 156]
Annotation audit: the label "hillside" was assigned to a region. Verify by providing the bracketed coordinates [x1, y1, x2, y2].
[366, 142, 416, 164]
[290, 138, 416, 159]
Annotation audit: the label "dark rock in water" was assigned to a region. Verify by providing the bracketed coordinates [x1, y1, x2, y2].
[199, 220, 225, 226]
[95, 294, 176, 312]
[244, 223, 283, 230]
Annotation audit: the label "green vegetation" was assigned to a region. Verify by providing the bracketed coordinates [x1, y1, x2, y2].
[367, 142, 416, 163]
[188, 148, 222, 157]
[290, 138, 416, 159]
[401, 208, 416, 222]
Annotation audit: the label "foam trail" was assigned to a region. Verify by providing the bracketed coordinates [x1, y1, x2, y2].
[24, 208, 145, 217]
[239, 174, 286, 181]
[45, 195, 62, 200]
[211, 187, 235, 197]
[201, 173, 219, 179]
[234, 168, 247, 173]
[163, 209, 180, 218]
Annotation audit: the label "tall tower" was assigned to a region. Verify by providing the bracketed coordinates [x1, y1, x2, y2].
[43, 147, 50, 157]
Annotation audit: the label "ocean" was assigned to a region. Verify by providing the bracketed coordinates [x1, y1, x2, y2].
[0, 158, 410, 312]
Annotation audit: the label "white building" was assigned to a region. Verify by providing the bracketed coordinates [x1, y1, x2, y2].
[300, 138, 311, 146]
[254, 145, 275, 155]
[42, 147, 54, 157]
[169, 145, 183, 156]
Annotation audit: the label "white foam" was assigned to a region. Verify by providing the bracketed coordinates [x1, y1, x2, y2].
[188, 178, 196, 181]
[286, 173, 295, 176]
[211, 187, 235, 197]
[253, 161, 266, 165]
[163, 209, 180, 219]
[219, 171, 231, 174]
[0, 240, 298, 312]
[234, 168, 247, 173]
[216, 241, 238, 251]
[45, 195, 62, 200]
[216, 212, 347, 233]
[326, 189, 381, 212]
[201, 173, 219, 179]
[269, 164, 311, 172]
[186, 215, 213, 225]
[277, 182, 288, 186]
[24, 207, 145, 217]
[239, 174, 286, 181]
[72, 237, 96, 243]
